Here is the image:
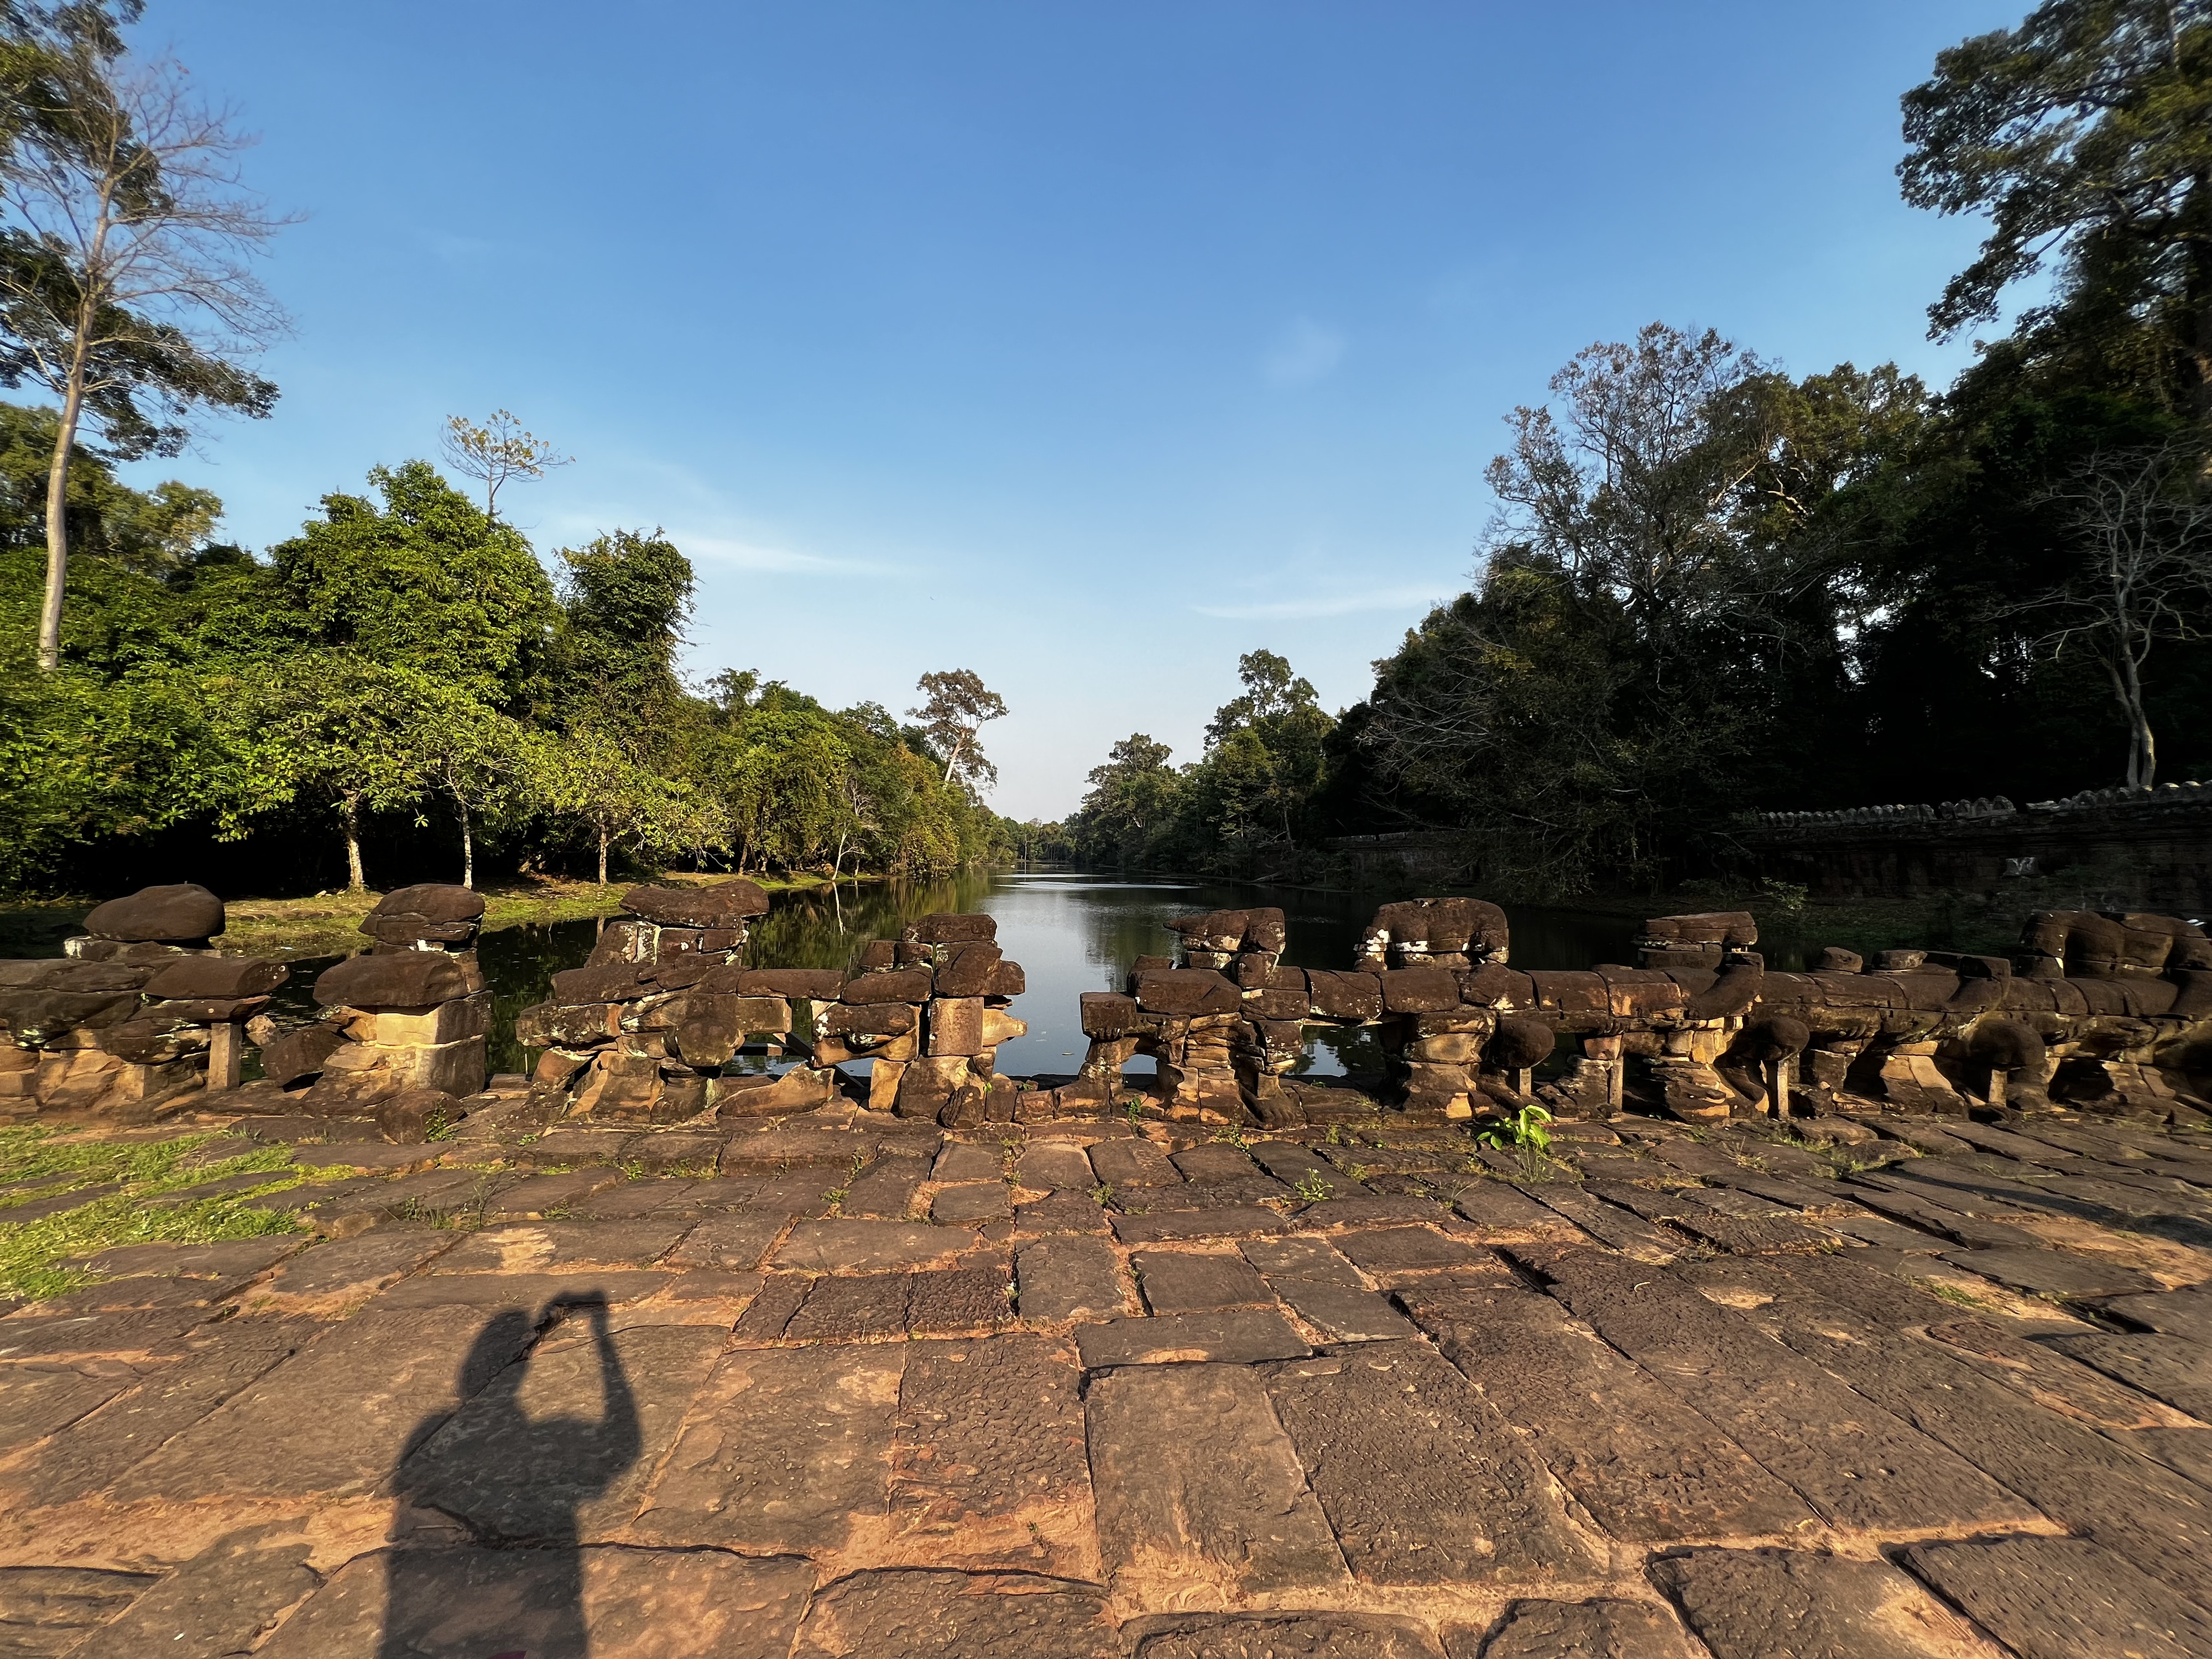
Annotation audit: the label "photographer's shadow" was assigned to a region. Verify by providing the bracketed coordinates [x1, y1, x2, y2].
[380, 1294, 640, 1659]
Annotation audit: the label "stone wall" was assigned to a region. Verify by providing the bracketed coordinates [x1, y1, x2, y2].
[1737, 784, 2212, 910]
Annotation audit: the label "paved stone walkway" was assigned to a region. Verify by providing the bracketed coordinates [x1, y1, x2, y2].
[3, 1094, 2212, 1656]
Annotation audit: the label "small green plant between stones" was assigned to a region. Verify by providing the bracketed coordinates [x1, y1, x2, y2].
[1293, 1171, 1333, 1203]
[1475, 1104, 1554, 1155]
[1210, 1126, 1252, 1149]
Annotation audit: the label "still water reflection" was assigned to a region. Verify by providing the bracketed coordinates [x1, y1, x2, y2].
[467, 872, 1638, 1080]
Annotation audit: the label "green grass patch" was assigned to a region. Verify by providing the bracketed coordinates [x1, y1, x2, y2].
[0, 1126, 310, 1301]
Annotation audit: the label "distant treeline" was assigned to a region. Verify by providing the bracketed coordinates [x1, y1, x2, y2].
[1068, 4, 2212, 897]
[0, 408, 1023, 895]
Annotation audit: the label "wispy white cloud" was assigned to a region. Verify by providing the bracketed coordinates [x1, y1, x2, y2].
[1192, 583, 1441, 620]
[1261, 316, 1347, 387]
[669, 530, 903, 577]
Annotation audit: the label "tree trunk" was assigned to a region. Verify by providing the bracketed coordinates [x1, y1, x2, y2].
[341, 792, 366, 891]
[597, 823, 609, 885]
[36, 369, 88, 672]
[941, 734, 965, 785]
[2106, 653, 2158, 789]
[460, 802, 474, 888]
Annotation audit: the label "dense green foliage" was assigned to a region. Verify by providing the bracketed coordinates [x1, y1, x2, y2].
[0, 420, 1017, 893]
[1071, 1, 2212, 894]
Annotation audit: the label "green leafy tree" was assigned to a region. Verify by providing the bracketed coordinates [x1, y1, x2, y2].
[909, 668, 1007, 793]
[1902, 2, 2212, 418]
[270, 461, 554, 700]
[1068, 733, 1183, 869]
[220, 653, 438, 891]
[534, 722, 711, 885]
[414, 687, 533, 888]
[0, 9, 289, 669]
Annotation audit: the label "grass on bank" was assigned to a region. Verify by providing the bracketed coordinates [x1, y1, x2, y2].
[0, 1126, 310, 1301]
[3, 869, 874, 959]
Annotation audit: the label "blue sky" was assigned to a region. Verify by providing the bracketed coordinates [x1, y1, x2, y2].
[135, 1, 2025, 820]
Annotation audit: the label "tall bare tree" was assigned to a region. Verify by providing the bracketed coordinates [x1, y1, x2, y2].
[2025, 442, 2212, 787]
[0, 15, 290, 670]
[440, 408, 572, 518]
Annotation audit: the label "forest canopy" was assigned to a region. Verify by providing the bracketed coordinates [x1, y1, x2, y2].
[1071, 2, 2212, 895]
[0, 414, 1020, 893]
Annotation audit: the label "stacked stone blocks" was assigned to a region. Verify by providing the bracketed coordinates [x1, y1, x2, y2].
[0, 883, 286, 1121]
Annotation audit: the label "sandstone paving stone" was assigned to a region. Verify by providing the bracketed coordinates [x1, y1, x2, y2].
[1702, 1254, 2212, 1609]
[1089, 1140, 1180, 1187]
[1109, 1207, 1287, 1245]
[1907, 1316, 2193, 1428]
[1532, 1248, 2039, 1533]
[1450, 1182, 1576, 1235]
[0, 1310, 207, 1361]
[398, 1319, 724, 1542]
[790, 1569, 1119, 1659]
[2101, 1288, 2212, 1341]
[1448, 1598, 1699, 1659]
[430, 1219, 693, 1273]
[1270, 1280, 1417, 1342]
[1016, 1142, 1097, 1191]
[1130, 1611, 1444, 1658]
[2042, 1333, 2212, 1421]
[786, 1272, 912, 1341]
[369, 1269, 675, 1315]
[25, 1272, 254, 1317]
[1261, 1341, 1601, 1585]
[1651, 1548, 1996, 1659]
[1295, 1194, 1449, 1228]
[2125, 1427, 2212, 1485]
[564, 1178, 712, 1220]
[79, 1523, 320, 1659]
[933, 1181, 1013, 1225]
[1076, 1310, 1309, 1370]
[1516, 1183, 1680, 1262]
[253, 1544, 813, 1659]
[73, 1236, 306, 1281]
[1843, 1182, 2039, 1249]
[0, 1321, 313, 1506]
[842, 1154, 930, 1218]
[728, 1272, 810, 1344]
[1239, 1237, 1361, 1284]
[1822, 1213, 1948, 1252]
[737, 1175, 846, 1217]
[775, 1219, 974, 1274]
[483, 1167, 629, 1219]
[905, 1262, 1014, 1335]
[1937, 1245, 2159, 1300]
[0, 1566, 156, 1657]
[0, 1363, 140, 1448]
[631, 1343, 904, 1555]
[1018, 1238, 1129, 1324]
[1132, 1250, 1275, 1313]
[1333, 1227, 1493, 1278]
[1087, 1362, 1350, 1608]
[888, 1335, 1095, 1575]
[112, 1307, 534, 1503]
[1014, 1191, 1113, 1237]
[665, 1211, 789, 1271]
[1405, 1286, 1814, 1545]
[933, 1142, 1005, 1182]
[1902, 1535, 2212, 1659]
[1137, 1180, 1292, 1213]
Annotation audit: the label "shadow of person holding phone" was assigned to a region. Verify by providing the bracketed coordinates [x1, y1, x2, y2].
[380, 1293, 640, 1658]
